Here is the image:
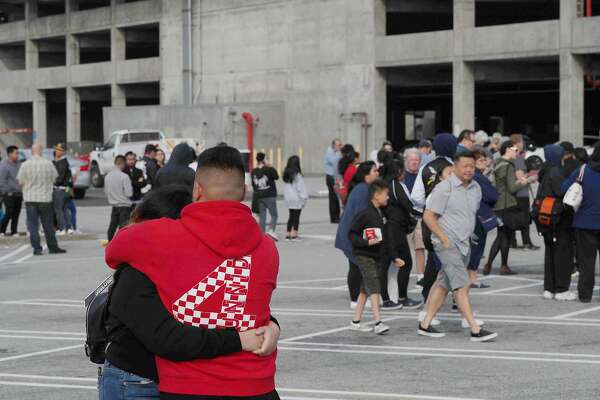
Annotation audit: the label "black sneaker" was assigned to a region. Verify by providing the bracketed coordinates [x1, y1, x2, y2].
[401, 298, 422, 309]
[33, 249, 43, 256]
[418, 323, 445, 338]
[381, 300, 403, 311]
[451, 303, 458, 313]
[49, 248, 67, 254]
[470, 328, 498, 342]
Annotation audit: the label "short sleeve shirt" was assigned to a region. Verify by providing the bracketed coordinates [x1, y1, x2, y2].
[426, 174, 482, 256]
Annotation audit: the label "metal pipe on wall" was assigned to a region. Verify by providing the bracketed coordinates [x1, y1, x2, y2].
[587, 0, 593, 17]
[182, 0, 193, 105]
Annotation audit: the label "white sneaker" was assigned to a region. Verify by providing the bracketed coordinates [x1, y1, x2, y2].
[350, 321, 373, 332]
[56, 230, 66, 236]
[418, 311, 440, 326]
[543, 290, 555, 300]
[373, 322, 390, 335]
[555, 291, 578, 301]
[266, 230, 278, 242]
[571, 270, 580, 278]
[461, 318, 485, 329]
[67, 229, 75, 235]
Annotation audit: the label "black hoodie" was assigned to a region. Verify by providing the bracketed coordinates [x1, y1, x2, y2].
[154, 143, 196, 190]
[251, 164, 279, 199]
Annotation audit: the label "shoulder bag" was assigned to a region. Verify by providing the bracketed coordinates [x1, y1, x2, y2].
[563, 165, 585, 212]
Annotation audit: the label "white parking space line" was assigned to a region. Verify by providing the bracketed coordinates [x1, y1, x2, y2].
[552, 305, 600, 320]
[278, 286, 347, 291]
[0, 329, 83, 335]
[278, 388, 485, 400]
[12, 246, 46, 264]
[278, 277, 345, 285]
[0, 300, 83, 308]
[0, 344, 81, 363]
[0, 245, 28, 263]
[0, 373, 95, 382]
[17, 256, 104, 265]
[479, 282, 543, 295]
[0, 381, 95, 390]
[0, 335, 83, 341]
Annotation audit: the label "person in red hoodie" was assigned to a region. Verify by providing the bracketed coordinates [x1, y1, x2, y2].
[106, 146, 279, 399]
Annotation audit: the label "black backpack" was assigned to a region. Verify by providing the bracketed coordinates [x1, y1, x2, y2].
[84, 272, 117, 364]
[420, 158, 453, 251]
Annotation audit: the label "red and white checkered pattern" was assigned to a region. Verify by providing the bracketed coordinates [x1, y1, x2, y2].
[172, 256, 256, 331]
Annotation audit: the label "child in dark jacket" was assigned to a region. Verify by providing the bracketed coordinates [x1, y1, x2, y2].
[348, 179, 392, 335]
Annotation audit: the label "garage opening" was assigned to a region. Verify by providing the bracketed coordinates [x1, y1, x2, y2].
[38, 0, 66, 17]
[386, 0, 452, 35]
[75, 0, 110, 11]
[475, 0, 559, 27]
[123, 23, 159, 59]
[79, 85, 110, 143]
[45, 89, 66, 147]
[76, 30, 111, 64]
[0, 42, 25, 70]
[36, 36, 66, 68]
[120, 82, 160, 106]
[0, 2, 24, 23]
[584, 54, 600, 145]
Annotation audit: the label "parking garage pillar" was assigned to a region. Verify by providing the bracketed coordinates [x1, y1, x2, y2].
[25, 40, 38, 70]
[112, 84, 126, 107]
[454, 0, 475, 31]
[25, 0, 38, 21]
[33, 90, 47, 147]
[111, 28, 125, 61]
[453, 61, 475, 135]
[67, 34, 79, 65]
[67, 87, 81, 143]
[560, 52, 584, 146]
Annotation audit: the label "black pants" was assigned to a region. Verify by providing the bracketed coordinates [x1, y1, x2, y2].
[286, 209, 301, 232]
[543, 228, 574, 294]
[326, 175, 340, 222]
[512, 197, 532, 246]
[108, 206, 131, 241]
[1, 193, 22, 235]
[348, 260, 362, 302]
[488, 225, 513, 267]
[421, 251, 441, 302]
[575, 229, 600, 301]
[379, 235, 413, 301]
[25, 202, 59, 252]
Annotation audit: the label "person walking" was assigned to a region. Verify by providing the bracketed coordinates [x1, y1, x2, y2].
[511, 134, 539, 250]
[403, 148, 426, 286]
[283, 156, 308, 241]
[154, 143, 196, 189]
[324, 138, 342, 223]
[468, 150, 498, 288]
[483, 141, 534, 276]
[419, 152, 497, 342]
[124, 151, 146, 207]
[105, 155, 133, 241]
[562, 142, 600, 303]
[536, 144, 576, 301]
[52, 143, 73, 236]
[335, 161, 379, 309]
[16, 144, 66, 255]
[105, 146, 279, 399]
[0, 146, 23, 236]
[155, 148, 166, 170]
[251, 152, 280, 241]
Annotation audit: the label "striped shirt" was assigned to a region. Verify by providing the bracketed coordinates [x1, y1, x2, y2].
[16, 155, 58, 203]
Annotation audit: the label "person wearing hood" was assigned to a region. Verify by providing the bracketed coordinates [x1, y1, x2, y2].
[537, 144, 576, 301]
[154, 143, 196, 189]
[106, 146, 280, 398]
[562, 142, 600, 303]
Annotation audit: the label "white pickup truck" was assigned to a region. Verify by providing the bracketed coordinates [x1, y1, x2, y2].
[89, 129, 196, 187]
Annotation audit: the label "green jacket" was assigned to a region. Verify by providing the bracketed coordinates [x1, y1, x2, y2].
[493, 158, 528, 211]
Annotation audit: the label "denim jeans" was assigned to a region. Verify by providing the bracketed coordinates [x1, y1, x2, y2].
[25, 202, 58, 252]
[98, 361, 159, 400]
[53, 189, 70, 231]
[257, 197, 278, 232]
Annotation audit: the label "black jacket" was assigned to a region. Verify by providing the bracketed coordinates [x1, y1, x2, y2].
[143, 156, 159, 187]
[125, 166, 146, 202]
[53, 158, 72, 187]
[537, 163, 573, 229]
[154, 144, 195, 189]
[251, 165, 279, 199]
[105, 265, 243, 382]
[383, 179, 415, 260]
[348, 204, 386, 260]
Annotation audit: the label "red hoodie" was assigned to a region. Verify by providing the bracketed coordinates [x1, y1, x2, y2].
[105, 201, 278, 396]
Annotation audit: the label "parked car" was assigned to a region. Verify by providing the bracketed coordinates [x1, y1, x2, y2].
[89, 129, 196, 187]
[19, 149, 90, 199]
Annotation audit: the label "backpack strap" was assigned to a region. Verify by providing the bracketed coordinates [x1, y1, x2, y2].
[576, 165, 586, 183]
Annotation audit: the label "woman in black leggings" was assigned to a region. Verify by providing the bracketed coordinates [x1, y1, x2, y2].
[484, 141, 533, 275]
[283, 156, 308, 241]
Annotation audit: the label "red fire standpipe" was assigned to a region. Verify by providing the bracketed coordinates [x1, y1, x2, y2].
[241, 112, 254, 171]
[588, 0, 593, 17]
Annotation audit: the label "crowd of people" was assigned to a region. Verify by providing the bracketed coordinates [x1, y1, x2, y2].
[328, 130, 600, 341]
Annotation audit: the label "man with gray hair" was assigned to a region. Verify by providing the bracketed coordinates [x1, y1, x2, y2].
[403, 148, 426, 286]
[16, 144, 66, 255]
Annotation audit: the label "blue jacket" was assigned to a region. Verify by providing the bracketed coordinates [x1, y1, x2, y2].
[562, 161, 600, 230]
[335, 183, 370, 264]
[473, 169, 498, 229]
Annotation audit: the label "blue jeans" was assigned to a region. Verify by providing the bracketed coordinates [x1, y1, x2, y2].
[468, 221, 488, 271]
[98, 361, 159, 400]
[66, 198, 77, 230]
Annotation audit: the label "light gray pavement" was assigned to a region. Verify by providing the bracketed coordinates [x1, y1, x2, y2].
[0, 197, 599, 399]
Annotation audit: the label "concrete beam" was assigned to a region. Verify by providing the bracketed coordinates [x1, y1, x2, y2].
[66, 87, 81, 142]
[67, 34, 79, 65]
[111, 28, 125, 61]
[25, 39, 38, 69]
[375, 31, 453, 67]
[25, 0, 37, 21]
[33, 90, 47, 146]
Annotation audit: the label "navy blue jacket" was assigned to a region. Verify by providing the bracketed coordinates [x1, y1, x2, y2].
[335, 183, 370, 264]
[473, 169, 498, 229]
[562, 161, 600, 230]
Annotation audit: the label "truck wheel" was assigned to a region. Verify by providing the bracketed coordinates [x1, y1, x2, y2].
[90, 164, 104, 188]
[73, 188, 87, 199]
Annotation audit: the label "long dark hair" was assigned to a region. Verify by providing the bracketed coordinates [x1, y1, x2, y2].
[348, 160, 376, 196]
[130, 185, 192, 223]
[283, 155, 302, 183]
[383, 158, 405, 183]
[338, 144, 357, 176]
[378, 151, 401, 181]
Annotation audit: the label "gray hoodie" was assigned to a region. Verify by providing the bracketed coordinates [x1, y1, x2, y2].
[0, 159, 21, 193]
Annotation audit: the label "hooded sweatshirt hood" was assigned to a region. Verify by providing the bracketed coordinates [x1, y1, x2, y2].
[544, 144, 565, 168]
[169, 143, 195, 166]
[433, 133, 458, 159]
[154, 143, 196, 189]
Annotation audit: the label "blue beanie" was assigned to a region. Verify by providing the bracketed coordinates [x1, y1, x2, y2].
[433, 133, 458, 158]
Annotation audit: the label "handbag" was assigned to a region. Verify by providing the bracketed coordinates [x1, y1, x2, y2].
[563, 165, 585, 212]
[502, 206, 529, 231]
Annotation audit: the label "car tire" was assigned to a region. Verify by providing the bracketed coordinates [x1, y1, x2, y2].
[90, 164, 104, 188]
[73, 188, 87, 199]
